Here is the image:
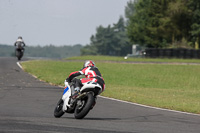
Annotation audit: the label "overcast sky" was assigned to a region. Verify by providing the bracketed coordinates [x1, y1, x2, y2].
[0, 0, 130, 46]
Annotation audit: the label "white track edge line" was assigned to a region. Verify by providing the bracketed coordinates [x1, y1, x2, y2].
[99, 95, 200, 117]
[17, 61, 22, 69]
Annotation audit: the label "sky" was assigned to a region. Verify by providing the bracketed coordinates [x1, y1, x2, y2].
[0, 0, 130, 46]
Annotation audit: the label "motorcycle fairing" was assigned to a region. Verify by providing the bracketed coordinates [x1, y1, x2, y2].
[62, 85, 72, 111]
[81, 81, 102, 95]
[63, 86, 69, 95]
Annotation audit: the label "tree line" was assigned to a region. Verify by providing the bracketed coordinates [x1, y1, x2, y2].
[0, 44, 82, 58]
[81, 17, 132, 56]
[81, 0, 200, 56]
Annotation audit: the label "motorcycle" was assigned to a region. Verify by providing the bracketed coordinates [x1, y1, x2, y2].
[15, 42, 25, 60]
[54, 79, 103, 119]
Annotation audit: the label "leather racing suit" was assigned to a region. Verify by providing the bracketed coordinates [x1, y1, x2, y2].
[66, 66, 105, 93]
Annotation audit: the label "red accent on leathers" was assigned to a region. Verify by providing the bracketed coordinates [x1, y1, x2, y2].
[81, 78, 97, 83]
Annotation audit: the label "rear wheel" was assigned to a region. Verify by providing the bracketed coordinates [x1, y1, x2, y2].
[18, 56, 21, 60]
[54, 99, 65, 118]
[16, 51, 22, 60]
[74, 92, 95, 119]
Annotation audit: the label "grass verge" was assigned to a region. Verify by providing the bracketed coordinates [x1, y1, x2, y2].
[67, 55, 200, 63]
[21, 57, 200, 114]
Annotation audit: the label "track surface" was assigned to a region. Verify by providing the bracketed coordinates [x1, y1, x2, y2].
[0, 57, 200, 133]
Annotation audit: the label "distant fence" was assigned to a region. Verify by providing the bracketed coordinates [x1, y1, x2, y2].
[145, 48, 200, 59]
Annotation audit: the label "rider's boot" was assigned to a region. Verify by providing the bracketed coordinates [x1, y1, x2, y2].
[69, 87, 80, 107]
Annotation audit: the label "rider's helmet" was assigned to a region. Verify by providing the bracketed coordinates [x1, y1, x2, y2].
[84, 60, 95, 67]
[18, 36, 22, 39]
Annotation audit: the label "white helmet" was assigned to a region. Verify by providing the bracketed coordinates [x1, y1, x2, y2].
[84, 60, 95, 67]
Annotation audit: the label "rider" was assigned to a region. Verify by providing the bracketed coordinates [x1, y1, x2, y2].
[14, 36, 26, 50]
[66, 60, 105, 95]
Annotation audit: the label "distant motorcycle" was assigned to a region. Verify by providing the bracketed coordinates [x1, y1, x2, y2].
[15, 42, 25, 60]
[54, 79, 103, 119]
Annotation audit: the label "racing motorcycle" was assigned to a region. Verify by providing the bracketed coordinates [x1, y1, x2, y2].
[54, 79, 103, 119]
[15, 42, 24, 60]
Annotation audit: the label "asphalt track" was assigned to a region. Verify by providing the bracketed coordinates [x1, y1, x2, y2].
[0, 57, 200, 133]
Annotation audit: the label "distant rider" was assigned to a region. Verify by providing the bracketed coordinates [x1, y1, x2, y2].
[66, 60, 105, 95]
[14, 36, 26, 50]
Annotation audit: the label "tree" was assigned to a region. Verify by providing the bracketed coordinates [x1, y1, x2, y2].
[188, 0, 200, 49]
[126, 0, 193, 48]
[126, 0, 153, 47]
[125, 0, 138, 25]
[166, 0, 191, 47]
[81, 17, 132, 56]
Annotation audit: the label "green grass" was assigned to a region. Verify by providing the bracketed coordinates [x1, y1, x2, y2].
[21, 57, 200, 114]
[67, 55, 200, 63]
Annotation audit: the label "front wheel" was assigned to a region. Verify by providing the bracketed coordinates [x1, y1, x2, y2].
[74, 92, 95, 119]
[54, 99, 65, 118]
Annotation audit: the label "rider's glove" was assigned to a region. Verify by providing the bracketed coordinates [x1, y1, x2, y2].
[64, 79, 69, 87]
[66, 78, 70, 82]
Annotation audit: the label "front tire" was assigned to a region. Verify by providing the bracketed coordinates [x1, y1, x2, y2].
[74, 92, 95, 119]
[54, 99, 65, 118]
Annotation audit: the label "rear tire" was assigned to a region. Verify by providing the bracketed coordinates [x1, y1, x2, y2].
[74, 92, 95, 119]
[54, 99, 65, 118]
[18, 57, 21, 60]
[16, 51, 22, 60]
